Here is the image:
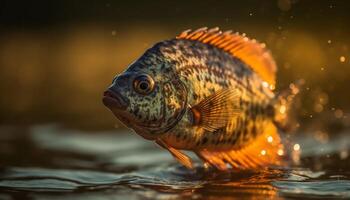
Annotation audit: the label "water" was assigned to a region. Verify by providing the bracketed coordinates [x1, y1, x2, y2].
[0, 125, 349, 199]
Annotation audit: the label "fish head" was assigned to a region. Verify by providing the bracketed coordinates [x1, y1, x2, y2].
[103, 47, 187, 140]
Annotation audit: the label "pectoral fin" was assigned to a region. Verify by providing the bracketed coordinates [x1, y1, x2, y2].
[156, 139, 193, 169]
[189, 89, 241, 132]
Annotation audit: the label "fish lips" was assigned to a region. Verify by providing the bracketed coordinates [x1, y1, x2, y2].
[102, 89, 129, 111]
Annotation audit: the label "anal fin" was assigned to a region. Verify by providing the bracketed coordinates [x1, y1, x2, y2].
[195, 122, 284, 170]
[156, 139, 194, 169]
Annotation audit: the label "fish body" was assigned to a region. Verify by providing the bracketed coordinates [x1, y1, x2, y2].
[103, 27, 298, 170]
[156, 38, 274, 151]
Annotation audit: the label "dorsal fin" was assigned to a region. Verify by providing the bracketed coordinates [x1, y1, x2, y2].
[176, 27, 277, 86]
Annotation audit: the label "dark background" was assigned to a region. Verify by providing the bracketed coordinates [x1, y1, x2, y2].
[0, 0, 349, 134]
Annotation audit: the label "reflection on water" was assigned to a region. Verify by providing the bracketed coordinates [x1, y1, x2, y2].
[0, 125, 349, 199]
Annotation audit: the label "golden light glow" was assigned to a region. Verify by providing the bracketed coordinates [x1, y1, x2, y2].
[261, 150, 266, 155]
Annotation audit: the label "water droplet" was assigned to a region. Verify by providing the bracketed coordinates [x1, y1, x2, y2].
[334, 109, 343, 118]
[340, 56, 346, 62]
[262, 81, 269, 88]
[279, 105, 286, 114]
[203, 162, 210, 169]
[293, 144, 300, 151]
[317, 92, 329, 105]
[340, 150, 348, 160]
[314, 130, 329, 143]
[314, 103, 323, 113]
[267, 136, 273, 143]
[277, 149, 284, 156]
[277, 0, 292, 11]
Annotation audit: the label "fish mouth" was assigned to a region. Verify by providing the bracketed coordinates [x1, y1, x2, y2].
[102, 89, 128, 110]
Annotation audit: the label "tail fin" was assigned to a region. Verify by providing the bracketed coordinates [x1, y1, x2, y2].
[273, 80, 304, 131]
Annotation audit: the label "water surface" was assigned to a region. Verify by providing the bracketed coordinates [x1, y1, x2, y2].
[0, 125, 349, 199]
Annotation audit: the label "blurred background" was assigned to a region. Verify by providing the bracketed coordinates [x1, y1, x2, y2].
[1, 1, 350, 199]
[0, 0, 349, 134]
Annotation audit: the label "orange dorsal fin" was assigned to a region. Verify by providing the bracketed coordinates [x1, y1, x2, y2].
[176, 27, 277, 86]
[195, 122, 284, 170]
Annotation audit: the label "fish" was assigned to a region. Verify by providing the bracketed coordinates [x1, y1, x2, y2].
[102, 27, 300, 170]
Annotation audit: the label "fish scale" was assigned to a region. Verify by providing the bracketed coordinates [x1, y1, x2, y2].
[103, 27, 299, 170]
[166, 49, 271, 149]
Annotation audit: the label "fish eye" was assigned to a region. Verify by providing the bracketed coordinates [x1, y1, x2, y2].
[133, 74, 155, 95]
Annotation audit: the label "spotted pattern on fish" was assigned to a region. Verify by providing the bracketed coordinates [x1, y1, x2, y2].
[103, 27, 296, 170]
[148, 39, 274, 150]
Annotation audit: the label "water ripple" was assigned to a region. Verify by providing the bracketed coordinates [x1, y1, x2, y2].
[0, 125, 349, 199]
